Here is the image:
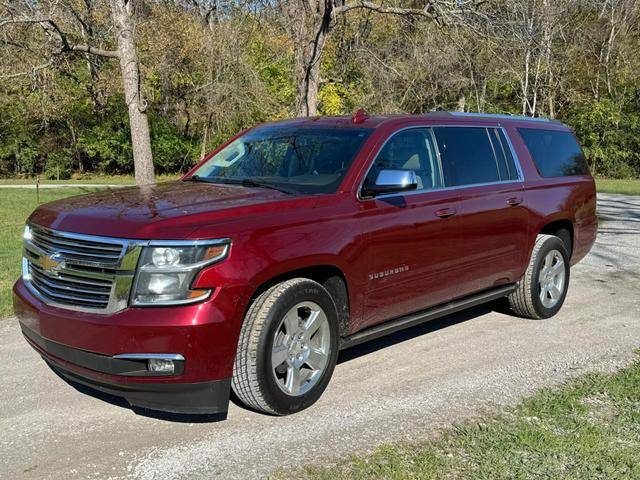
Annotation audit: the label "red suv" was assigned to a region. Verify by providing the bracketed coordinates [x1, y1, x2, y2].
[14, 111, 597, 417]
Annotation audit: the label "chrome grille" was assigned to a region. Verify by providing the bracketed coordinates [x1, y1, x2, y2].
[27, 261, 113, 309]
[23, 224, 142, 313]
[29, 226, 124, 264]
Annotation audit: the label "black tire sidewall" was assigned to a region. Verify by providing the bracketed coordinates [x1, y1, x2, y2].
[529, 237, 571, 319]
[255, 281, 339, 415]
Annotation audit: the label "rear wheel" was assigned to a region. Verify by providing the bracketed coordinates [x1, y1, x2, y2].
[508, 234, 570, 319]
[232, 278, 339, 415]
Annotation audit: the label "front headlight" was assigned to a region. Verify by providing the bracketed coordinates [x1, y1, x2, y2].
[131, 239, 230, 306]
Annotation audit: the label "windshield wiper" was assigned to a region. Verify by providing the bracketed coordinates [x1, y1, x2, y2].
[220, 178, 296, 195]
[185, 174, 206, 182]
[187, 175, 295, 195]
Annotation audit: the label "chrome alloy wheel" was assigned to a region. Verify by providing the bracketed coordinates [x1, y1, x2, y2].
[271, 301, 331, 396]
[538, 249, 566, 309]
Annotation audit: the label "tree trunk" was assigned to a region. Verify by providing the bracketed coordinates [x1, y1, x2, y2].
[110, 0, 155, 185]
[285, 0, 332, 117]
[455, 92, 466, 112]
[294, 41, 325, 116]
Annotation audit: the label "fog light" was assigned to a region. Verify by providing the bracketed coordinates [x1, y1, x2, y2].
[148, 358, 175, 374]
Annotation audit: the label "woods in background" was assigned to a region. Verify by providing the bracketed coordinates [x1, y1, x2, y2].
[1, 0, 639, 183]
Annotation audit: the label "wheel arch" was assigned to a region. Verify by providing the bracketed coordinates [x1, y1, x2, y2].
[248, 264, 351, 337]
[538, 218, 574, 258]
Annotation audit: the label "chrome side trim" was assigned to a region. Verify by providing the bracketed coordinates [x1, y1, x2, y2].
[356, 124, 525, 201]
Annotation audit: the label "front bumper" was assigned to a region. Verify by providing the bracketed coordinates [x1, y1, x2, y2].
[13, 278, 244, 415]
[24, 324, 230, 414]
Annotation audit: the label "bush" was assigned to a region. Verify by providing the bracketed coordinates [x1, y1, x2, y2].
[149, 114, 200, 174]
[563, 98, 640, 178]
[44, 151, 74, 180]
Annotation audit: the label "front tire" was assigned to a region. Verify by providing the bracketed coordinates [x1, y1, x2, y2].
[508, 234, 570, 319]
[232, 278, 339, 415]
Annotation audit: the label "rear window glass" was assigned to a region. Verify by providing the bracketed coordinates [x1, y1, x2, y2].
[433, 127, 500, 187]
[518, 128, 589, 177]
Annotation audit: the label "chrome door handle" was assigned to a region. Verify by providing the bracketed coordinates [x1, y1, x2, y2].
[435, 208, 457, 218]
[506, 197, 523, 206]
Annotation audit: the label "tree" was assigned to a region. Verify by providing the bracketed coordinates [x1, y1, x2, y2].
[0, 0, 155, 185]
[278, 0, 481, 117]
[110, 0, 154, 185]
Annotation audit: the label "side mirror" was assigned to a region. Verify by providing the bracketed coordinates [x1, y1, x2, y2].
[362, 169, 418, 197]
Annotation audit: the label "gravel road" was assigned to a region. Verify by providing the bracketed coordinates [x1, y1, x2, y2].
[1, 193, 639, 480]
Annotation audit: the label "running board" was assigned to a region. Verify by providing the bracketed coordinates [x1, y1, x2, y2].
[339, 284, 516, 350]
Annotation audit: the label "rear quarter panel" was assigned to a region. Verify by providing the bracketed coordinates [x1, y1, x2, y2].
[506, 124, 597, 266]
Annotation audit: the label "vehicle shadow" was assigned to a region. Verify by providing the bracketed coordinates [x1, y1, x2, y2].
[49, 364, 227, 423]
[51, 304, 494, 422]
[337, 304, 492, 365]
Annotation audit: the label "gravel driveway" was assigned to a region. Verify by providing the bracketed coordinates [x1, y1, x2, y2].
[1, 193, 639, 480]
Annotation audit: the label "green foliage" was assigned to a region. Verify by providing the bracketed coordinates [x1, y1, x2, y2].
[1, 2, 639, 180]
[562, 98, 640, 178]
[318, 82, 349, 115]
[245, 33, 295, 111]
[44, 151, 74, 180]
[80, 103, 134, 174]
[0, 138, 39, 176]
[149, 113, 200, 173]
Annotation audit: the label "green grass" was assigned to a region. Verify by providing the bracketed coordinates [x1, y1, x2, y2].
[595, 178, 640, 196]
[287, 359, 640, 480]
[0, 188, 102, 318]
[0, 174, 180, 185]
[1, 175, 638, 194]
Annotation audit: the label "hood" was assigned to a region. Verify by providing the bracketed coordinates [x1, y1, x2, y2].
[28, 181, 305, 239]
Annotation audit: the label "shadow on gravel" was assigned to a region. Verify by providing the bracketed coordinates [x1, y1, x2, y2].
[50, 365, 227, 423]
[337, 304, 493, 365]
[48, 304, 496, 421]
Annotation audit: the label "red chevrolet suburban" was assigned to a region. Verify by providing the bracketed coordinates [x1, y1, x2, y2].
[14, 111, 597, 417]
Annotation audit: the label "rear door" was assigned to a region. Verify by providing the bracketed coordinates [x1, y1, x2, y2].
[432, 126, 528, 296]
[360, 128, 464, 327]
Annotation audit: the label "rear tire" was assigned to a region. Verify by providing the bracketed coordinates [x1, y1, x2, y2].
[508, 234, 570, 319]
[232, 278, 339, 415]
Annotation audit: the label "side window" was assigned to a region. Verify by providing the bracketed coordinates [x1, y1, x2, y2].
[518, 128, 590, 177]
[433, 127, 500, 187]
[365, 128, 443, 191]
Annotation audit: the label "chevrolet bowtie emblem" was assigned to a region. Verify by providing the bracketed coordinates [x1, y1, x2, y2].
[41, 254, 65, 273]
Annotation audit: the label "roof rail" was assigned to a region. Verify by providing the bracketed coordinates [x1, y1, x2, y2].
[440, 111, 562, 124]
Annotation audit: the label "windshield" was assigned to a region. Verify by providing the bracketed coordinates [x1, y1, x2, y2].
[190, 126, 372, 194]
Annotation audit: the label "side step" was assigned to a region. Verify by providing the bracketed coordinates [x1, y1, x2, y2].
[339, 284, 516, 350]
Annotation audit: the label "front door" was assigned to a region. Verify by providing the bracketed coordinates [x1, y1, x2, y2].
[359, 128, 464, 327]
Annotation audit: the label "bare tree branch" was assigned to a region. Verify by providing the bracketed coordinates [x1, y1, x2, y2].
[65, 43, 119, 58]
[0, 17, 51, 28]
[41, 18, 119, 58]
[333, 0, 482, 20]
[0, 58, 54, 80]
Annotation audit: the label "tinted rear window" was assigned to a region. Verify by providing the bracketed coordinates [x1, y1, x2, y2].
[518, 128, 589, 177]
[433, 127, 507, 187]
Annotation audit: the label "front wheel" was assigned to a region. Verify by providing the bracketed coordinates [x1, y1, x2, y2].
[232, 278, 339, 415]
[508, 234, 570, 319]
